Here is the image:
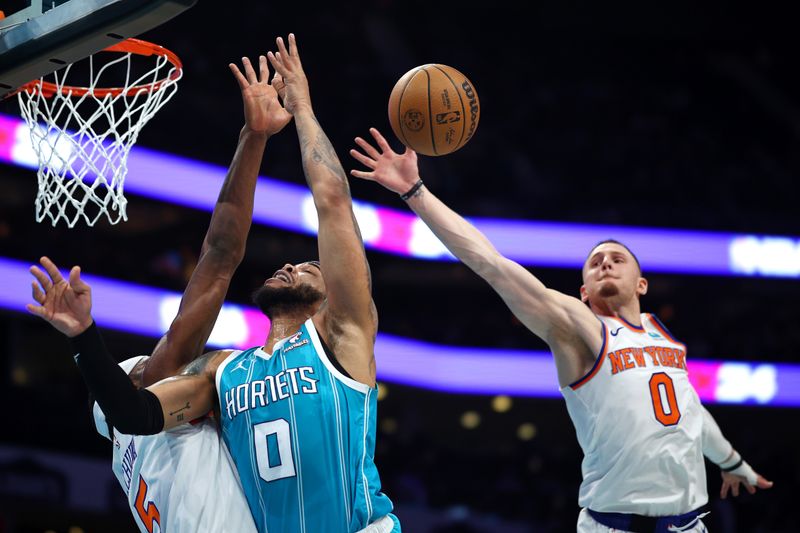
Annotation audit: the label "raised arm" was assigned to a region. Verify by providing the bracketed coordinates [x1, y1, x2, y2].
[27, 257, 221, 433]
[268, 35, 376, 385]
[141, 56, 292, 386]
[350, 129, 601, 386]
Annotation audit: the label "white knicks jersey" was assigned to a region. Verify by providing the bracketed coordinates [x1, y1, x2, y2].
[561, 314, 707, 516]
[93, 356, 256, 533]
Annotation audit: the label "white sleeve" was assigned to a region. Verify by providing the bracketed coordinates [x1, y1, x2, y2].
[92, 401, 112, 441]
[701, 405, 734, 465]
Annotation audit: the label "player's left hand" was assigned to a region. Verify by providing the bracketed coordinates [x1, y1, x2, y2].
[267, 33, 312, 115]
[229, 55, 292, 136]
[720, 469, 773, 499]
[27, 256, 93, 337]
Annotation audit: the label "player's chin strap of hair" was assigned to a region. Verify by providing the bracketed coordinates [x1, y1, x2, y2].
[701, 406, 758, 485]
[69, 322, 165, 435]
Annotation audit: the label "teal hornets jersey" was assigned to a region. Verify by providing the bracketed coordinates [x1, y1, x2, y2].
[215, 318, 396, 533]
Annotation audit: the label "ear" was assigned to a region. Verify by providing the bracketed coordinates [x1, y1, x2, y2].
[637, 276, 648, 297]
[580, 284, 589, 303]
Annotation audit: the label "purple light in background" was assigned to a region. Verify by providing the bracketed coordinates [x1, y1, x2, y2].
[2, 113, 800, 277]
[1, 256, 797, 405]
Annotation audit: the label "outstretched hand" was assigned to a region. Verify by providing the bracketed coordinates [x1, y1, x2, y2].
[27, 256, 93, 337]
[266, 33, 311, 115]
[720, 469, 773, 499]
[229, 55, 292, 136]
[349, 128, 420, 195]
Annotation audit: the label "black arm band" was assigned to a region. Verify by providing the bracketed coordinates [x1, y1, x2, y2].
[721, 459, 744, 472]
[69, 322, 164, 435]
[400, 179, 424, 201]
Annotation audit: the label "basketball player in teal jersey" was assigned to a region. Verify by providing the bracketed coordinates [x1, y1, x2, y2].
[30, 34, 398, 533]
[28, 56, 291, 532]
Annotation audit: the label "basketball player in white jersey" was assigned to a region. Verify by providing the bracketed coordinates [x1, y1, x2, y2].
[349, 128, 773, 532]
[28, 54, 292, 531]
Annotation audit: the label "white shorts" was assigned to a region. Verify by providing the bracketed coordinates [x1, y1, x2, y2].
[577, 508, 708, 533]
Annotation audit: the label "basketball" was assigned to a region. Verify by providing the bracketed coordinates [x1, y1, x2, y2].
[388, 64, 480, 156]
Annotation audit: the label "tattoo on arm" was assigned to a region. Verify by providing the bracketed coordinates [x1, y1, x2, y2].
[299, 116, 350, 191]
[170, 402, 191, 422]
[180, 350, 221, 377]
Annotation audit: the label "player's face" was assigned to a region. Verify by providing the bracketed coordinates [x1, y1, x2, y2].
[580, 243, 646, 305]
[262, 261, 325, 293]
[253, 262, 326, 317]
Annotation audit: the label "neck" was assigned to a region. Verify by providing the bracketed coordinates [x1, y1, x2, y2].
[263, 310, 313, 353]
[590, 297, 642, 326]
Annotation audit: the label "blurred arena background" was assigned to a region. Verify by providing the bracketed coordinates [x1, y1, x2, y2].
[0, 1, 798, 531]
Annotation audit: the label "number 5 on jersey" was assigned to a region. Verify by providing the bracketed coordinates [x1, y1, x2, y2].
[134, 475, 161, 533]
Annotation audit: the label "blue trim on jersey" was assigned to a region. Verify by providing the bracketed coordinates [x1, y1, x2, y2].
[568, 321, 608, 389]
[618, 314, 645, 331]
[648, 314, 684, 345]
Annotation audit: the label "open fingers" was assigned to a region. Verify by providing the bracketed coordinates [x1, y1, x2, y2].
[25, 302, 48, 319]
[30, 265, 52, 291]
[369, 127, 393, 153]
[259, 55, 269, 83]
[276, 36, 289, 58]
[720, 481, 729, 499]
[288, 33, 301, 62]
[349, 148, 377, 170]
[355, 137, 382, 160]
[31, 281, 45, 304]
[242, 57, 258, 84]
[69, 266, 89, 294]
[229, 63, 249, 91]
[731, 482, 740, 498]
[350, 168, 375, 181]
[39, 256, 64, 285]
[267, 51, 286, 76]
[272, 71, 286, 99]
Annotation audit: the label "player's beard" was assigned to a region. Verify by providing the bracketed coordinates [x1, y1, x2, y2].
[252, 284, 324, 319]
[597, 280, 620, 299]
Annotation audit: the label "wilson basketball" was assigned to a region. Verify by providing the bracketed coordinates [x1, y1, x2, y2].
[388, 64, 480, 156]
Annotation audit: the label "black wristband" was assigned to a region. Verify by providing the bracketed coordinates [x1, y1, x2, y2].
[70, 321, 164, 435]
[721, 459, 744, 472]
[400, 179, 424, 201]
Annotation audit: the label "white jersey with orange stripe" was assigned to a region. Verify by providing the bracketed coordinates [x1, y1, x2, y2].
[93, 356, 257, 533]
[561, 313, 707, 516]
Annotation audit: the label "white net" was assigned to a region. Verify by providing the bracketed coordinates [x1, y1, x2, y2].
[17, 43, 181, 227]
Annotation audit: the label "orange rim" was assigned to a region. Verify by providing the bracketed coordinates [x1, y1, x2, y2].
[20, 38, 182, 98]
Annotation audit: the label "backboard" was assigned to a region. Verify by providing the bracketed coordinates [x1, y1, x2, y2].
[0, 0, 197, 98]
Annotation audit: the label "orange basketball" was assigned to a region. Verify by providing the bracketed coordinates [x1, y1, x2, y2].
[388, 64, 480, 156]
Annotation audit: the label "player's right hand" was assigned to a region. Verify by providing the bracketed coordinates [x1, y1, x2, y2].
[720, 468, 774, 499]
[350, 128, 421, 195]
[229, 55, 292, 136]
[26, 256, 93, 337]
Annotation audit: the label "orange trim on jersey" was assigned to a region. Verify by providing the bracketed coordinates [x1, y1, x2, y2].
[570, 322, 608, 390]
[603, 314, 645, 332]
[646, 314, 686, 348]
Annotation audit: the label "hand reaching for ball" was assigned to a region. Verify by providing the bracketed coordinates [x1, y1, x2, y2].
[350, 128, 421, 195]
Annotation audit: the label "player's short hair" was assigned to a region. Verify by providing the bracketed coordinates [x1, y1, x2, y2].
[585, 239, 642, 275]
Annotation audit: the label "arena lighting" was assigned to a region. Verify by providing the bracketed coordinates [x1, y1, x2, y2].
[2, 256, 799, 406]
[2, 113, 799, 278]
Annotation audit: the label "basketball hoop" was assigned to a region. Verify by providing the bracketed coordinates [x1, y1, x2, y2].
[16, 38, 182, 227]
